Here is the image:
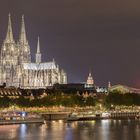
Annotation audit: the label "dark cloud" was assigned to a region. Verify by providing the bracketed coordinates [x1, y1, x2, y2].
[0, 0, 140, 87]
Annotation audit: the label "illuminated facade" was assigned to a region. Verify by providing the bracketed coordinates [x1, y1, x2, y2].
[109, 84, 140, 94]
[85, 72, 94, 88]
[0, 14, 67, 89]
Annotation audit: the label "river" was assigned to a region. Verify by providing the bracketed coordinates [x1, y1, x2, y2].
[0, 120, 139, 140]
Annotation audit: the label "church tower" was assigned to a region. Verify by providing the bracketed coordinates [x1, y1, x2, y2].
[85, 72, 94, 88]
[36, 37, 41, 63]
[18, 15, 31, 63]
[87, 72, 94, 85]
[4, 14, 14, 43]
[0, 14, 18, 86]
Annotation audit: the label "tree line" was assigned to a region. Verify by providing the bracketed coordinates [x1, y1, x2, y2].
[0, 94, 96, 108]
[104, 91, 140, 107]
[0, 91, 140, 109]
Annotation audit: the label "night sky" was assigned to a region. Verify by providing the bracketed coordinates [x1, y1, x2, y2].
[0, 0, 140, 88]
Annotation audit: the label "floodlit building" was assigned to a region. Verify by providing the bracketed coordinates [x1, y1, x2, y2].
[0, 14, 67, 89]
[85, 72, 94, 88]
[52, 72, 97, 94]
[108, 84, 140, 94]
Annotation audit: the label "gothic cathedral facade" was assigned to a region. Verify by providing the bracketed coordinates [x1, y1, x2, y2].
[0, 14, 67, 88]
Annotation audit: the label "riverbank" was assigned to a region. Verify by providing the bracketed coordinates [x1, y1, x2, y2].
[0, 110, 139, 124]
[0, 119, 44, 125]
[66, 111, 140, 121]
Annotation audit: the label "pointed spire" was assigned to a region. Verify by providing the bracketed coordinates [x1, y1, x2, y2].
[89, 72, 92, 77]
[19, 15, 27, 43]
[37, 36, 40, 53]
[108, 81, 111, 89]
[52, 58, 55, 63]
[88, 68, 92, 77]
[5, 13, 14, 42]
[36, 36, 41, 63]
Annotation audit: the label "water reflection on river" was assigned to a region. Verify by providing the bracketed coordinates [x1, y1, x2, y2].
[0, 120, 139, 140]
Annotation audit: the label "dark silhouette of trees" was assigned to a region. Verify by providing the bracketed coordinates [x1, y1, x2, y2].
[104, 91, 140, 107]
[0, 94, 97, 108]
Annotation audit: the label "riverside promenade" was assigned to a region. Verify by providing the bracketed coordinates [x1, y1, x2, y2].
[0, 111, 44, 125]
[0, 110, 140, 124]
[66, 111, 140, 121]
[0, 119, 44, 125]
[40, 111, 140, 121]
[40, 112, 70, 120]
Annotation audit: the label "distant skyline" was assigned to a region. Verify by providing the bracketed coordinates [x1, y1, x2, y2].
[0, 0, 140, 87]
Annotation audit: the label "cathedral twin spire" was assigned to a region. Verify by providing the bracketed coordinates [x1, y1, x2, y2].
[19, 15, 28, 44]
[5, 14, 41, 63]
[5, 14, 27, 44]
[5, 14, 14, 43]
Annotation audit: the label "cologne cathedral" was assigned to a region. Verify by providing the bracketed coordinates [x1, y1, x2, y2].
[0, 14, 67, 89]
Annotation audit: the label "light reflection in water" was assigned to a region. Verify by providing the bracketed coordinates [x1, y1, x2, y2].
[65, 124, 73, 140]
[0, 125, 19, 139]
[100, 120, 111, 140]
[20, 124, 27, 138]
[0, 120, 139, 140]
